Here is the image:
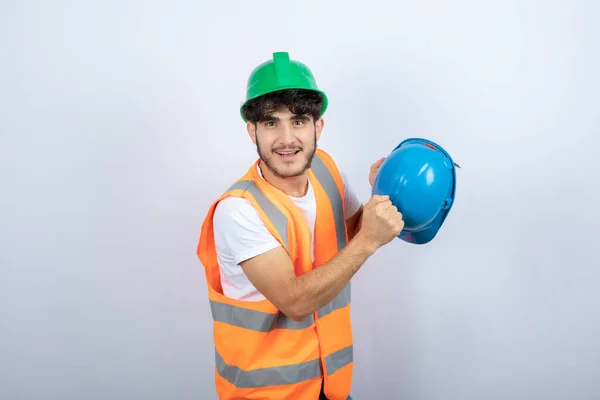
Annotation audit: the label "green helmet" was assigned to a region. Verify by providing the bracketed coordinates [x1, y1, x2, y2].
[240, 51, 329, 121]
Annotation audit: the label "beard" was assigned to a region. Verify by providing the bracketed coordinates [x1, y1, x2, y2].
[256, 131, 317, 179]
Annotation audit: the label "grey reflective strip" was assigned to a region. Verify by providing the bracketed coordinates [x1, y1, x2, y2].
[310, 155, 347, 251]
[210, 300, 314, 331]
[227, 180, 289, 250]
[214, 345, 353, 388]
[325, 345, 353, 376]
[318, 283, 351, 319]
[215, 349, 323, 388]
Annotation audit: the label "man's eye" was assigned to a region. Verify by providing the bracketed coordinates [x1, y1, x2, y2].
[294, 120, 304, 125]
[265, 121, 275, 127]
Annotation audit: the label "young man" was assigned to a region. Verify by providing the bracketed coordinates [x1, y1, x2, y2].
[197, 52, 404, 400]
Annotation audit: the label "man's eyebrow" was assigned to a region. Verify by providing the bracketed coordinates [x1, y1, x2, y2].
[260, 114, 310, 122]
[290, 114, 310, 121]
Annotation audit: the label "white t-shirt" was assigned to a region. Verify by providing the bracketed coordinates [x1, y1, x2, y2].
[212, 156, 362, 301]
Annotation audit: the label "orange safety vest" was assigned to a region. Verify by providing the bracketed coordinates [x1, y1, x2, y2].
[197, 149, 354, 400]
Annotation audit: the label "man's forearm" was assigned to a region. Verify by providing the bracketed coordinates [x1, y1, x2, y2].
[347, 206, 364, 241]
[353, 211, 363, 238]
[286, 232, 375, 321]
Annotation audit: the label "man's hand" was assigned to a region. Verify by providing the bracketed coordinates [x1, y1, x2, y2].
[355, 194, 404, 252]
[347, 157, 388, 241]
[369, 157, 385, 187]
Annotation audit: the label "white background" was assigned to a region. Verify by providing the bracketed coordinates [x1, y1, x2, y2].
[1, 1, 599, 399]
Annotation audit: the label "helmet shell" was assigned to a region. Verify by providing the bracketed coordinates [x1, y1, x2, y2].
[240, 52, 328, 121]
[372, 138, 458, 244]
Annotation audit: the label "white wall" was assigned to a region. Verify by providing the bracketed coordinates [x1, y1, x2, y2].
[1, 1, 599, 399]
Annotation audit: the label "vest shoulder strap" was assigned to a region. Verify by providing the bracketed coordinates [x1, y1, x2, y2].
[219, 170, 291, 252]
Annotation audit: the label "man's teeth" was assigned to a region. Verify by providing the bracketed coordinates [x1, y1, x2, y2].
[277, 150, 299, 155]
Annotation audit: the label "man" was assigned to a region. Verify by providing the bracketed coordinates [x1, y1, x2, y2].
[197, 52, 404, 400]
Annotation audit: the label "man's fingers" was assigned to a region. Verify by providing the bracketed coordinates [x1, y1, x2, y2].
[393, 211, 404, 222]
[371, 194, 389, 202]
[381, 203, 398, 215]
[374, 199, 395, 214]
[366, 194, 390, 207]
[370, 157, 385, 170]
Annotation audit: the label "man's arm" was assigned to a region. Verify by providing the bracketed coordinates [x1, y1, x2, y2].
[346, 205, 364, 241]
[240, 226, 376, 322]
[338, 165, 364, 241]
[240, 194, 402, 322]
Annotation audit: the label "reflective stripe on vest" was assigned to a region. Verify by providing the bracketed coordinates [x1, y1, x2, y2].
[209, 283, 351, 331]
[227, 179, 290, 250]
[215, 344, 353, 388]
[310, 153, 348, 251]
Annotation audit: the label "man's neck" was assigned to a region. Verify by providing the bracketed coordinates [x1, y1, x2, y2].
[259, 161, 309, 198]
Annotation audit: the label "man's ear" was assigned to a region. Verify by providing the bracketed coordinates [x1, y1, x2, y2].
[247, 121, 257, 145]
[315, 117, 324, 141]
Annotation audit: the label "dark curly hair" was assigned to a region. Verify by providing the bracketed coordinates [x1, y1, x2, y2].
[241, 89, 324, 123]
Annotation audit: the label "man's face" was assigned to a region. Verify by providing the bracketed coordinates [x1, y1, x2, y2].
[249, 107, 323, 179]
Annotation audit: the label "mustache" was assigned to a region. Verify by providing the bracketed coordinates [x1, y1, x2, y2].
[273, 146, 302, 151]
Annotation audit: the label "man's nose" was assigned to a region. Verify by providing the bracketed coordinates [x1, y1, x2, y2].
[278, 123, 296, 143]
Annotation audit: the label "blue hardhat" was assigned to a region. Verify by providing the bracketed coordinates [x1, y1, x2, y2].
[372, 138, 459, 245]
